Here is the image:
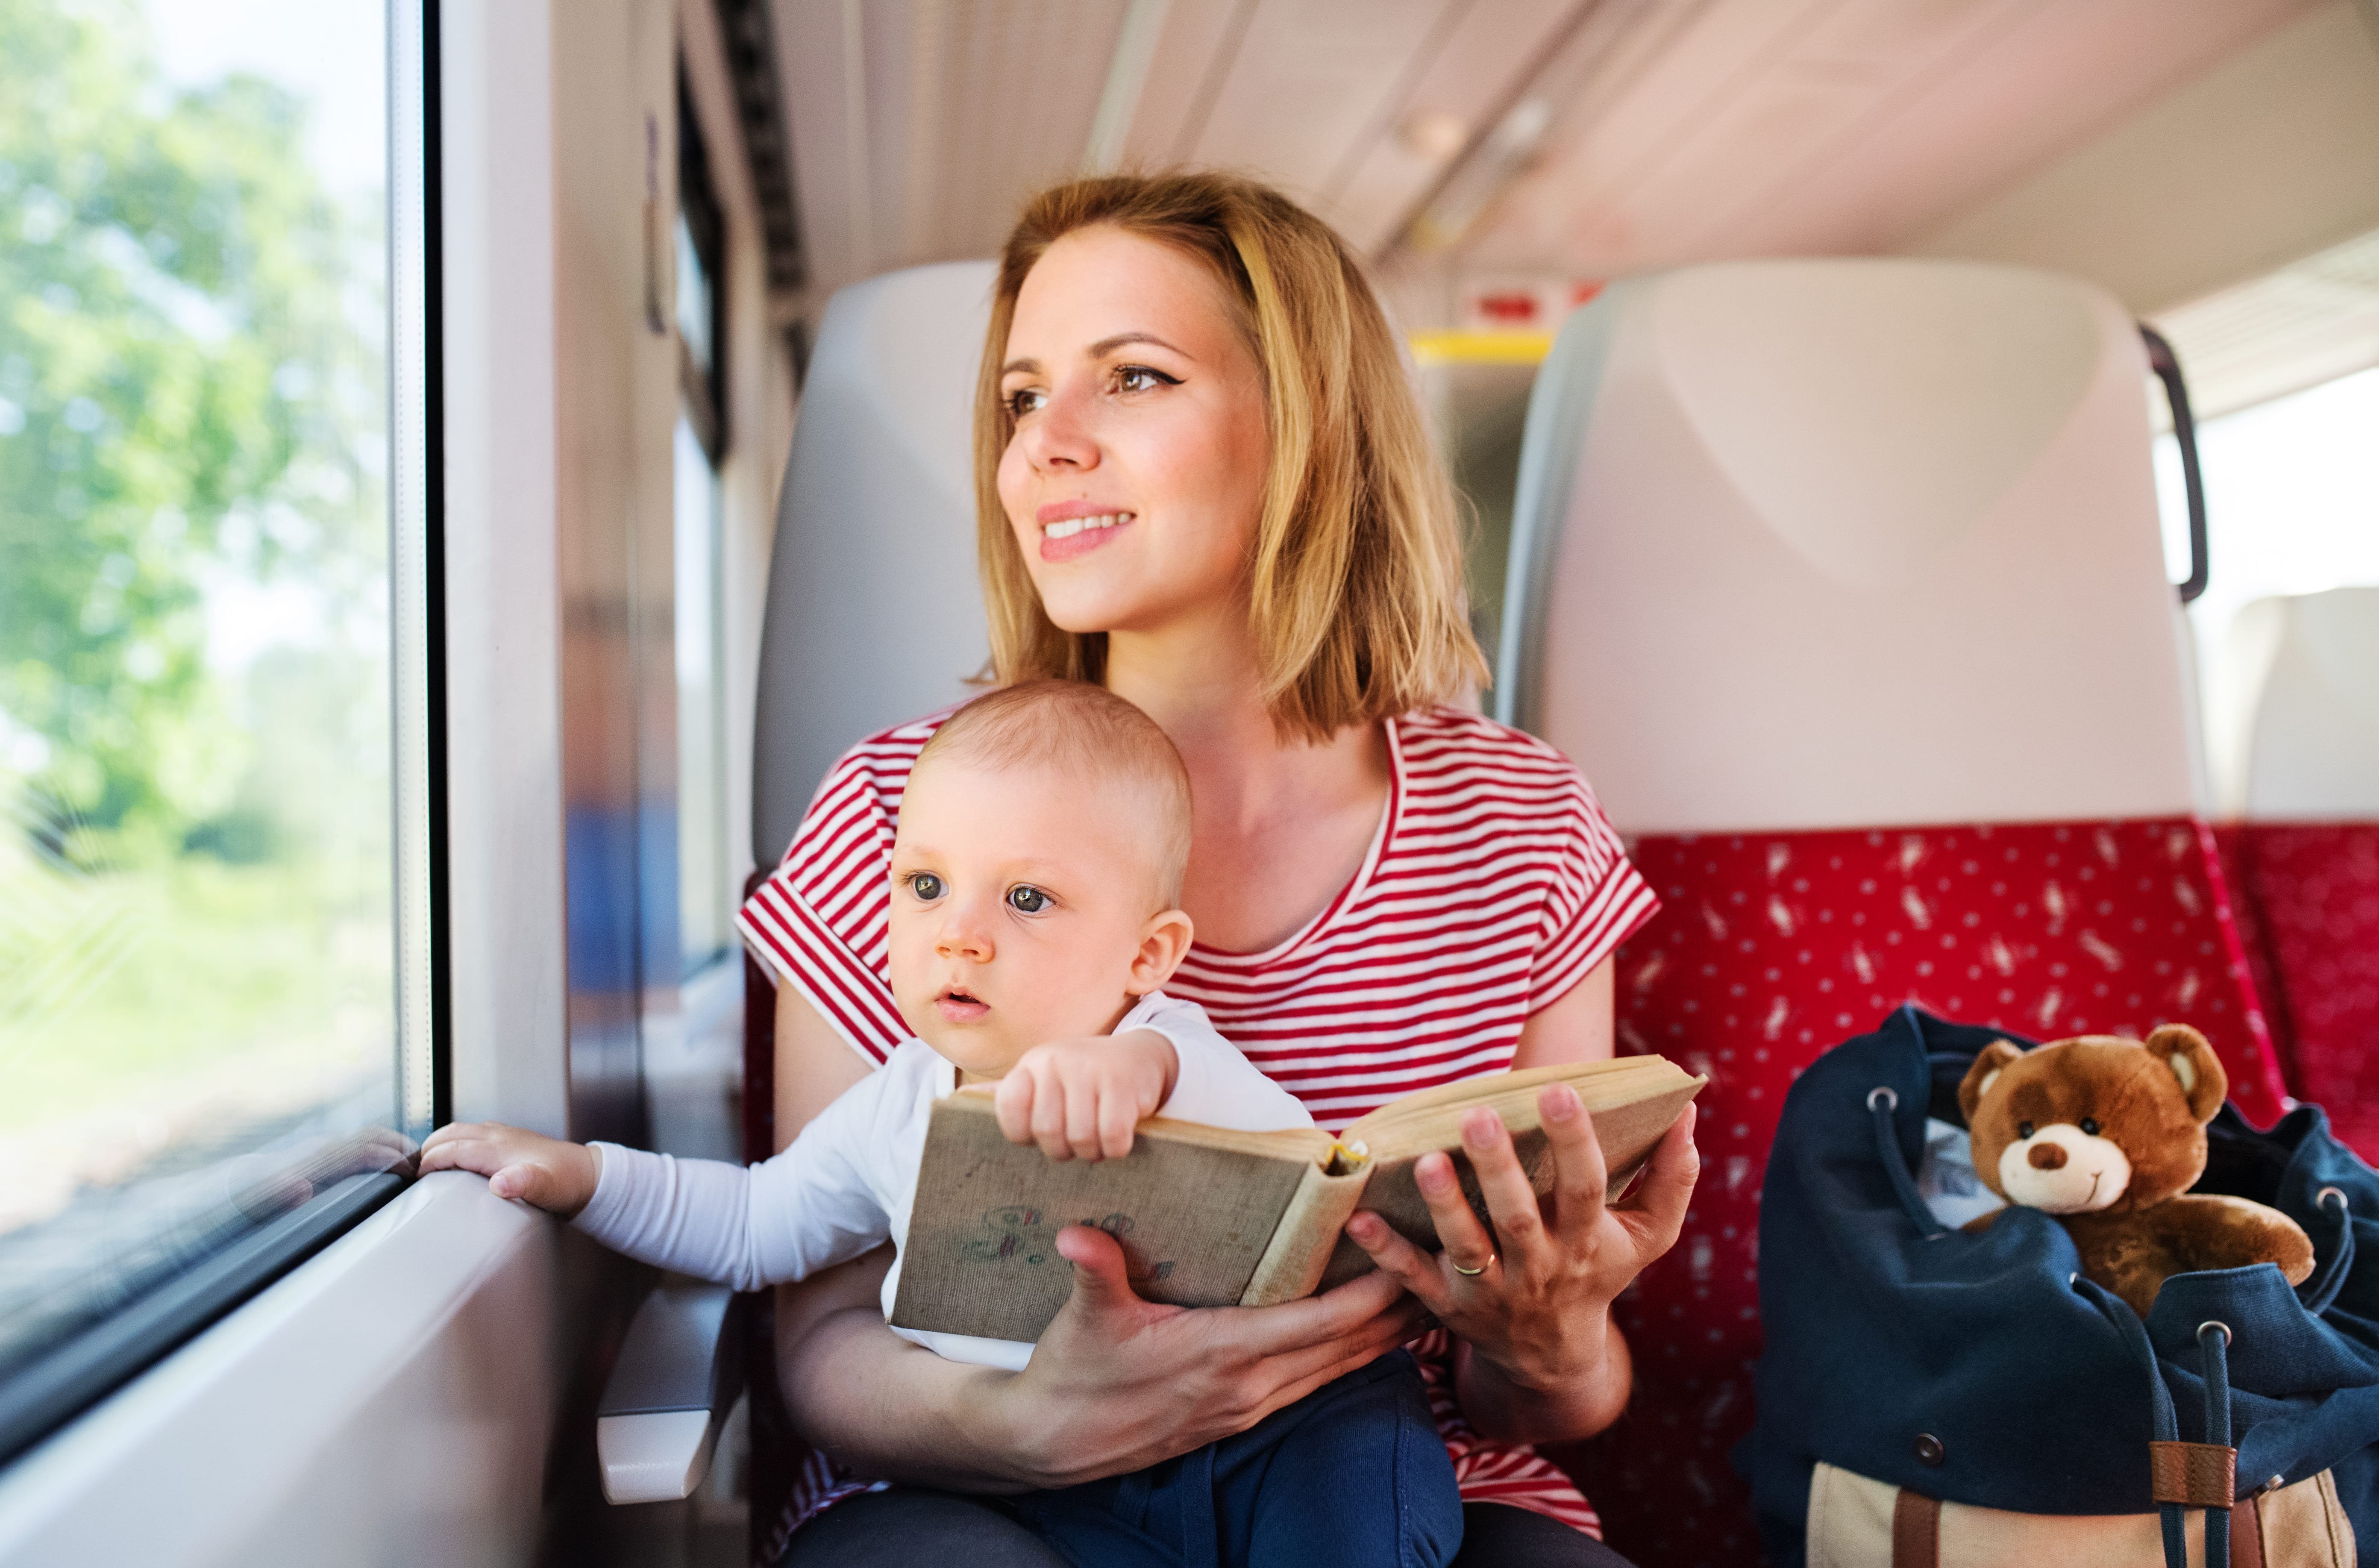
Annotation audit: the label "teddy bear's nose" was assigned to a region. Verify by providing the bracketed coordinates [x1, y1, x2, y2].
[2029, 1142, 2069, 1170]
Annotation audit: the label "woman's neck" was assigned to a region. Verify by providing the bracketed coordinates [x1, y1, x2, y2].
[1104, 613, 1391, 951]
[1104, 617, 1339, 820]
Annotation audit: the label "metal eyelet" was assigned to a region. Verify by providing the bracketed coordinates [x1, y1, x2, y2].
[2318, 1186, 2349, 1213]
[1867, 1086, 1898, 1112]
[2198, 1320, 2232, 1347]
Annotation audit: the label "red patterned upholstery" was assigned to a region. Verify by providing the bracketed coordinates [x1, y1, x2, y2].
[1549, 815, 2287, 1568]
[2220, 823, 2379, 1161]
[2211, 825, 2293, 1070]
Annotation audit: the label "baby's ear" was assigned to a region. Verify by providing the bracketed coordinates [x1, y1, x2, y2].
[2146, 1024, 2227, 1124]
[1959, 1040, 2025, 1125]
[1128, 908, 1195, 993]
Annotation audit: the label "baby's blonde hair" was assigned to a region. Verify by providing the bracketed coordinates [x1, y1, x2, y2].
[911, 681, 1193, 906]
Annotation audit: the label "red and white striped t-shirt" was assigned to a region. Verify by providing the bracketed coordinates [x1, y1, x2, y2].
[737, 702, 1659, 1536]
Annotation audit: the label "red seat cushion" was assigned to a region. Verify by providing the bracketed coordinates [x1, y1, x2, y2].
[2222, 823, 2379, 1161]
[1551, 816, 2286, 1568]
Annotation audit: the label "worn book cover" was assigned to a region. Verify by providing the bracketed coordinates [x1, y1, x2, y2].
[889, 1055, 1704, 1345]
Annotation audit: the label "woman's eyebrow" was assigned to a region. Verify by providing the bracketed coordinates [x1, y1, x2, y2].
[1087, 331, 1191, 361]
[1001, 333, 1194, 378]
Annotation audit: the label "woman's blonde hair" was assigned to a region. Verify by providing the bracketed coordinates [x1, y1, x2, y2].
[974, 169, 1489, 743]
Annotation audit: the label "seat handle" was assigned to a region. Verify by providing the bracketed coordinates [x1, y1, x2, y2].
[2141, 325, 2208, 605]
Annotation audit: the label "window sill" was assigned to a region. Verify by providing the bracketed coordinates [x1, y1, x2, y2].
[0, 1173, 560, 1566]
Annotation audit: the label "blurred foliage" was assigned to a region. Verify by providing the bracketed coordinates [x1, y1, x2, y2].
[0, 0, 383, 865]
[0, 831, 389, 1133]
[0, 0, 394, 1148]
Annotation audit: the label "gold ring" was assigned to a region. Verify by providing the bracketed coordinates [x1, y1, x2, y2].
[1452, 1255, 1493, 1277]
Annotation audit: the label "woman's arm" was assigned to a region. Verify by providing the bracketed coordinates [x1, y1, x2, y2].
[1507, 955, 1617, 1071]
[768, 982, 1429, 1491]
[1345, 957, 1701, 1445]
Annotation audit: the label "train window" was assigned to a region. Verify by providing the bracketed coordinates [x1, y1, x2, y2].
[2158, 365, 2379, 805]
[674, 73, 731, 975]
[676, 70, 726, 460]
[2160, 367, 2379, 638]
[0, 0, 429, 1458]
[674, 412, 730, 973]
[2149, 228, 2379, 798]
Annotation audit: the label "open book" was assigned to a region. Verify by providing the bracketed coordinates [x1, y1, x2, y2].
[888, 1055, 1704, 1345]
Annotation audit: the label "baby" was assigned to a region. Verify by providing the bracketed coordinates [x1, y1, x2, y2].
[420, 680, 1462, 1568]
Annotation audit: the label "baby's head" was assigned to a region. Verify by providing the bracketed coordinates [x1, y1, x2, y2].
[887, 680, 1194, 1076]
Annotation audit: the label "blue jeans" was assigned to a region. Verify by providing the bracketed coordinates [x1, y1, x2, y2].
[1007, 1349, 1462, 1568]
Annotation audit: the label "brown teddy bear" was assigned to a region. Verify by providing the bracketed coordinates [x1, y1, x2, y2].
[1959, 1023, 2314, 1317]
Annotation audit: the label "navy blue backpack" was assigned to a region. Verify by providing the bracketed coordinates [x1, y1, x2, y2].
[1745, 1007, 2379, 1568]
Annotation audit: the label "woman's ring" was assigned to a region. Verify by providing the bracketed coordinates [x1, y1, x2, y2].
[1452, 1255, 1494, 1277]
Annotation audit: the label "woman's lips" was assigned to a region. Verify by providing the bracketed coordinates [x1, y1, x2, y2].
[1038, 511, 1134, 563]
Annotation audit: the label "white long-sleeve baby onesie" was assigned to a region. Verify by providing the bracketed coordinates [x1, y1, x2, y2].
[572, 990, 1313, 1370]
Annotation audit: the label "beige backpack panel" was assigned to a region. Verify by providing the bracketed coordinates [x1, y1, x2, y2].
[1806, 1459, 2355, 1568]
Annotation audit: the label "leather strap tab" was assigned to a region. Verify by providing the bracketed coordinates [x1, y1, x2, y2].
[2231, 1492, 2265, 1568]
[2150, 1441, 2238, 1507]
[1891, 1488, 1941, 1568]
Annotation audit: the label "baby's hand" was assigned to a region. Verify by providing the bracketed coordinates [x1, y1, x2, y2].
[993, 1029, 1179, 1162]
[418, 1121, 601, 1216]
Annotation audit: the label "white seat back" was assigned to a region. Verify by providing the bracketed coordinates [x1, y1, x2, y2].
[752, 262, 996, 865]
[2241, 587, 2379, 820]
[1497, 258, 2203, 836]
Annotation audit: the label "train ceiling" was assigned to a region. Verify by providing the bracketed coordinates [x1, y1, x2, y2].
[764, 0, 2321, 306]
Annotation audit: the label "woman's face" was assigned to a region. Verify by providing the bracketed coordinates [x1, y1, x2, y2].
[996, 226, 1270, 640]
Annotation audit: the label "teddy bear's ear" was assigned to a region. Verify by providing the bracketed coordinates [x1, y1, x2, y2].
[2146, 1024, 2227, 1124]
[1959, 1040, 2025, 1125]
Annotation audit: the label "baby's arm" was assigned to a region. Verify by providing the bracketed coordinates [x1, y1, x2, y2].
[419, 1122, 600, 1214]
[417, 1068, 903, 1292]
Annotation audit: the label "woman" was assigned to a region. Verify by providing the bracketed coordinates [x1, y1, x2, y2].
[738, 170, 1698, 1567]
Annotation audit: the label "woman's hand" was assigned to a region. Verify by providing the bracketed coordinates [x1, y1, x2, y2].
[1345, 1086, 1699, 1443]
[780, 1225, 1430, 1492]
[993, 1224, 1428, 1484]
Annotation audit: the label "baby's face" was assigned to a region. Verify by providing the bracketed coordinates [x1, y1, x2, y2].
[887, 756, 1179, 1076]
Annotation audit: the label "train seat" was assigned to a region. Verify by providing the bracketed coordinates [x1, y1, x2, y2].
[2215, 588, 2379, 1159]
[1495, 259, 2289, 1567]
[741, 260, 997, 1557]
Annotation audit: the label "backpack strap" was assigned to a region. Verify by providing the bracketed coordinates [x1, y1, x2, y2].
[1889, 1489, 1941, 1568]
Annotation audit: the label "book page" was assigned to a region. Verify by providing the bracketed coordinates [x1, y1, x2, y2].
[1345, 1056, 1696, 1157]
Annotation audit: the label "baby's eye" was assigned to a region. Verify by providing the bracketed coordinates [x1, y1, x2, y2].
[1005, 387, 1046, 420]
[2017, 1120, 2035, 1139]
[1006, 885, 1051, 914]
[907, 872, 946, 901]
[2079, 1117, 2100, 1136]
